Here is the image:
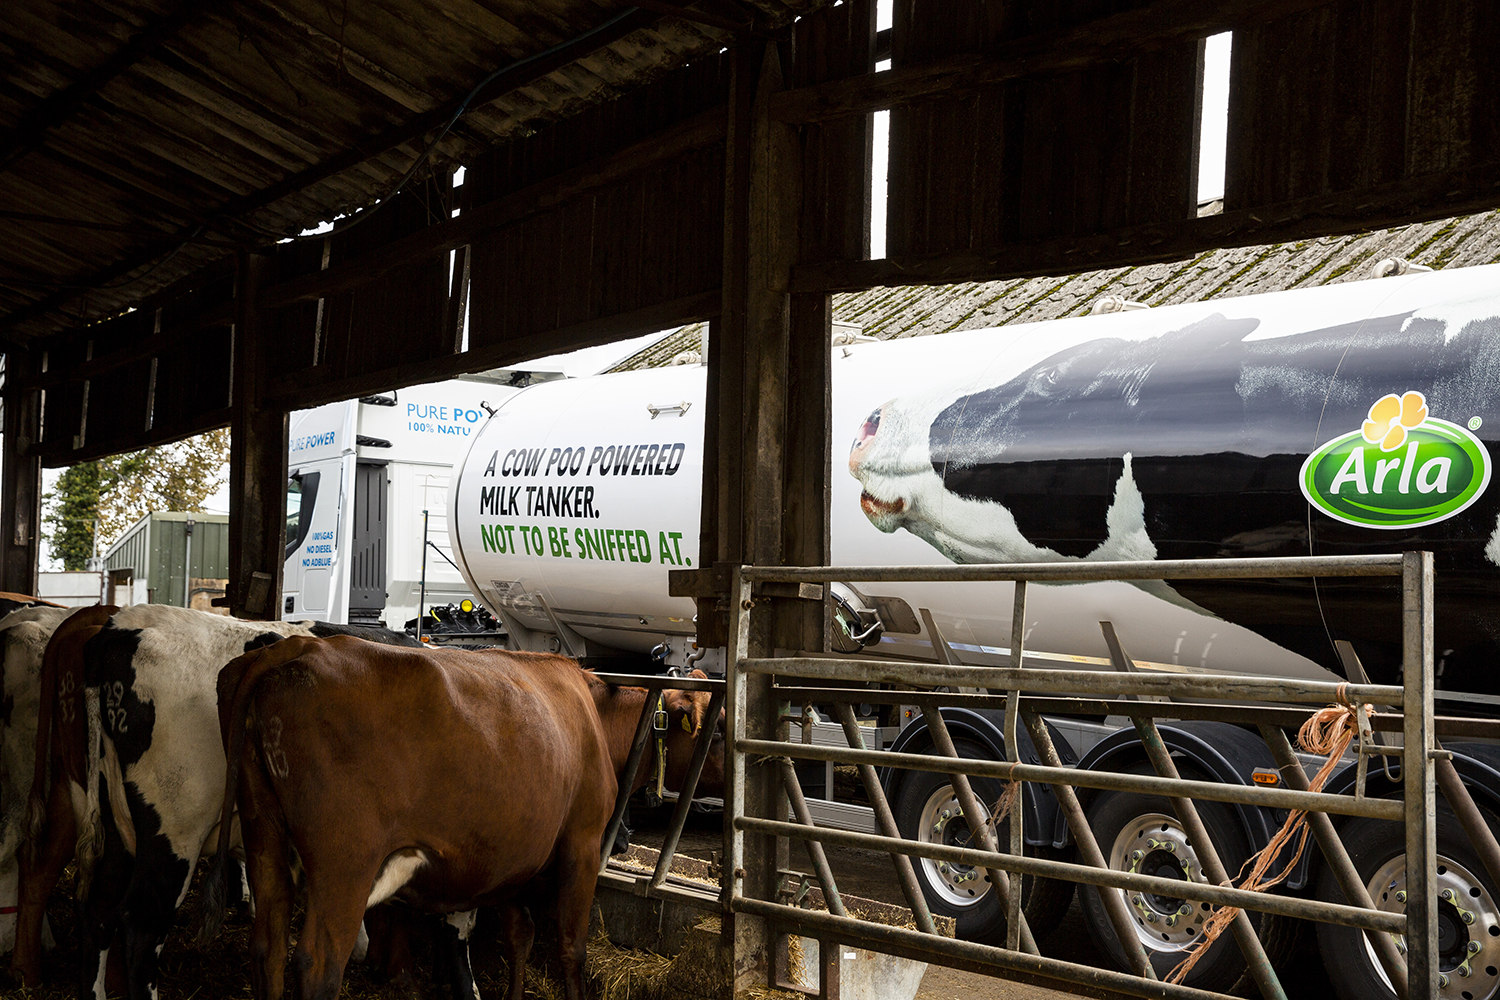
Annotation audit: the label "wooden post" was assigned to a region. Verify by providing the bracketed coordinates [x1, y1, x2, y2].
[226, 252, 288, 620]
[782, 291, 832, 653]
[0, 348, 42, 596]
[717, 39, 806, 992]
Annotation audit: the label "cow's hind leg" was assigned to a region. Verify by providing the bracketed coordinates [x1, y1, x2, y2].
[117, 837, 193, 1000]
[11, 773, 76, 987]
[553, 835, 602, 1000]
[433, 909, 482, 1000]
[499, 903, 534, 1000]
[241, 799, 295, 1000]
[294, 876, 374, 1000]
[360, 904, 419, 997]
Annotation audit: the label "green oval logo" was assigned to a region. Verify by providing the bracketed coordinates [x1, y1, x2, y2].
[1300, 394, 1491, 529]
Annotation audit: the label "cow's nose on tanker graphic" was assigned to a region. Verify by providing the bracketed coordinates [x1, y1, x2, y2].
[850, 406, 907, 527]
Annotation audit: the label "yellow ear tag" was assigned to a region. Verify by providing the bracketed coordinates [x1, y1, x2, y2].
[681, 715, 692, 733]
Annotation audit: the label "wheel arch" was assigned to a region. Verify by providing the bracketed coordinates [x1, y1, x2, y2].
[1057, 721, 1282, 878]
[1306, 741, 1500, 892]
[1321, 741, 1500, 812]
[881, 707, 1078, 848]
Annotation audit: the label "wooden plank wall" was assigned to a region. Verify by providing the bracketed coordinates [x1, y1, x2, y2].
[150, 271, 235, 439]
[1227, 0, 1500, 208]
[795, 0, 876, 264]
[32, 266, 237, 464]
[464, 55, 730, 358]
[886, 0, 1201, 257]
[315, 178, 454, 380]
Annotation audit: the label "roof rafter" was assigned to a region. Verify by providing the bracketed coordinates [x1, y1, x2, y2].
[0, 0, 211, 173]
[0, 5, 673, 348]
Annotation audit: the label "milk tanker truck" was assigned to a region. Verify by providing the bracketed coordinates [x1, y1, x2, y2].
[446, 263, 1500, 997]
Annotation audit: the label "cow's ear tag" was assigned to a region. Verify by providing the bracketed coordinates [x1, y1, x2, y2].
[680, 715, 692, 733]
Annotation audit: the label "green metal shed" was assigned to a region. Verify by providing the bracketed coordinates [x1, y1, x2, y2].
[102, 511, 230, 608]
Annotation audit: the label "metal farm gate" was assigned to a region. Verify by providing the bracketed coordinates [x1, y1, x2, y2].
[698, 551, 1500, 1000]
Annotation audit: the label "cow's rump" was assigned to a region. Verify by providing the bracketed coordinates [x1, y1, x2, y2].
[205, 636, 618, 1000]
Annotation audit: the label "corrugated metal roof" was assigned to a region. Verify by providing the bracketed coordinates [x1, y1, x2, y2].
[609, 206, 1500, 369]
[0, 0, 826, 344]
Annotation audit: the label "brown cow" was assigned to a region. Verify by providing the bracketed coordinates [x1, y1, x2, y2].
[202, 636, 626, 1000]
[362, 667, 724, 1000]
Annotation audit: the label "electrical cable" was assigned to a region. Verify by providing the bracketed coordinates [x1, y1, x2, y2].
[243, 6, 643, 244]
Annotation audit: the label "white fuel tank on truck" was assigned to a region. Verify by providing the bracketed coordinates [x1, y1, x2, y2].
[449, 365, 703, 655]
[450, 263, 1500, 693]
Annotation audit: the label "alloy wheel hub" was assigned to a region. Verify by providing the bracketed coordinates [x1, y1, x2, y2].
[1367, 854, 1500, 999]
[1107, 813, 1212, 953]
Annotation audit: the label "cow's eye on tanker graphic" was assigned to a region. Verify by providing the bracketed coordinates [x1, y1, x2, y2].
[848, 308, 1500, 692]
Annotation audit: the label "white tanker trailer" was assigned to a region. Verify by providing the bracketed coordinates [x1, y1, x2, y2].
[448, 263, 1500, 998]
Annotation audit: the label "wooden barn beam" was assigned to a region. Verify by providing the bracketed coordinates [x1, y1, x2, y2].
[691, 39, 805, 993]
[266, 289, 719, 410]
[0, 0, 209, 173]
[225, 253, 286, 620]
[792, 159, 1500, 292]
[772, 0, 1333, 125]
[628, 0, 752, 35]
[0, 351, 43, 596]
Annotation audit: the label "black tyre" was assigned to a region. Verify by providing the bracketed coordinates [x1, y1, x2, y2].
[1078, 763, 1290, 993]
[1315, 804, 1500, 1000]
[893, 740, 1075, 945]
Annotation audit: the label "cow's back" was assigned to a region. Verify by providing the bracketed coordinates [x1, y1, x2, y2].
[250, 639, 616, 905]
[83, 606, 311, 860]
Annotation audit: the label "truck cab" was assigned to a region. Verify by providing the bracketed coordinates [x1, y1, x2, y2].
[282, 373, 549, 627]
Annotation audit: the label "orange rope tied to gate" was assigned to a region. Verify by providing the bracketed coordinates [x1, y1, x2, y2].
[1165, 688, 1372, 985]
[986, 761, 1024, 834]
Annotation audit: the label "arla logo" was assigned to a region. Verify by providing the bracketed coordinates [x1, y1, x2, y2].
[1300, 391, 1491, 529]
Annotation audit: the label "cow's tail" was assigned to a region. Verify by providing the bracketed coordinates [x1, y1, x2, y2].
[76, 685, 105, 898]
[196, 636, 310, 944]
[24, 607, 113, 869]
[21, 619, 60, 866]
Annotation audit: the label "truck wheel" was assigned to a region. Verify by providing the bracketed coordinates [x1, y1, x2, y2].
[894, 741, 1074, 944]
[1079, 764, 1286, 992]
[1315, 805, 1500, 1000]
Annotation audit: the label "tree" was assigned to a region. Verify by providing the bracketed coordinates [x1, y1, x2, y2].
[46, 461, 104, 570]
[44, 429, 232, 567]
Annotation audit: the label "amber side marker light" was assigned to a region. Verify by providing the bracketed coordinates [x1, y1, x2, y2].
[1251, 769, 1280, 786]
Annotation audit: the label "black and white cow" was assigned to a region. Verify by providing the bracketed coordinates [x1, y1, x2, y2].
[0, 605, 72, 962]
[72, 605, 421, 1000]
[848, 309, 1500, 685]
